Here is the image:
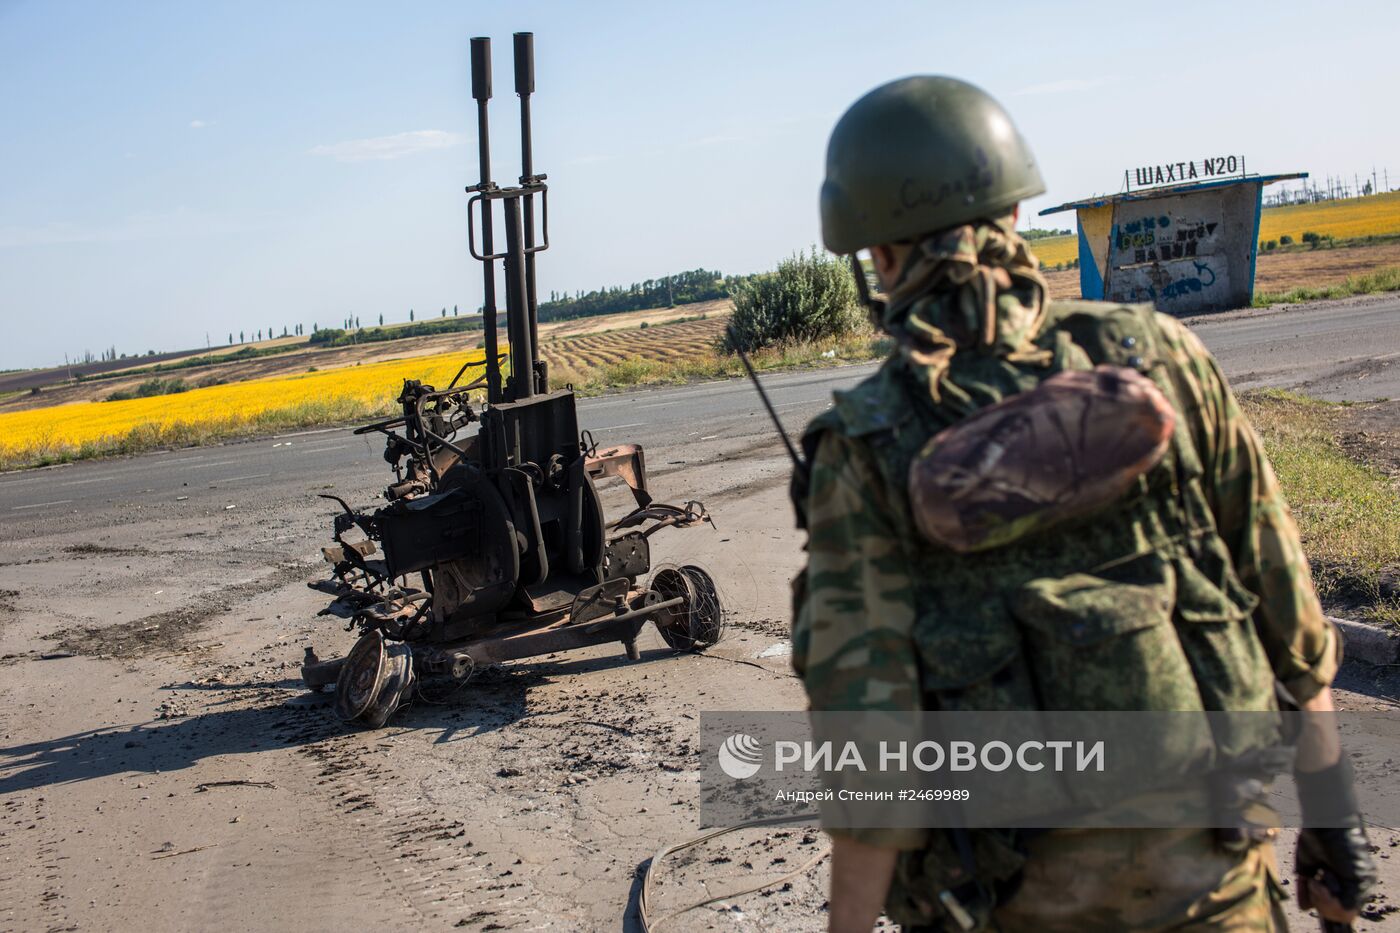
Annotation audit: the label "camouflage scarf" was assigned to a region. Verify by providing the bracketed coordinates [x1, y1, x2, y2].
[882, 217, 1051, 402]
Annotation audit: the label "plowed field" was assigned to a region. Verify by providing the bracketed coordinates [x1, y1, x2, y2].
[538, 317, 725, 378]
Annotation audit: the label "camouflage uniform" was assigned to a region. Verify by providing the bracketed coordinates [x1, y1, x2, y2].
[791, 220, 1339, 931]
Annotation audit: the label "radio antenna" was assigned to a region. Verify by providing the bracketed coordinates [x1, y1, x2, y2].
[735, 347, 805, 472]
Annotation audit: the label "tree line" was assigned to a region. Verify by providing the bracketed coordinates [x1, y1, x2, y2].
[537, 268, 730, 323]
[308, 313, 484, 348]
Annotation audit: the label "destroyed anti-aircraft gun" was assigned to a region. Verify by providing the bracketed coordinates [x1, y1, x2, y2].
[301, 33, 723, 728]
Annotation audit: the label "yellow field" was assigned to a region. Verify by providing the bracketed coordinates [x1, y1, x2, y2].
[0, 348, 491, 466]
[1029, 234, 1077, 268]
[1258, 190, 1400, 244]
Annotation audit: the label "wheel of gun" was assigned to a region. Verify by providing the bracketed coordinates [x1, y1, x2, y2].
[297, 32, 722, 730]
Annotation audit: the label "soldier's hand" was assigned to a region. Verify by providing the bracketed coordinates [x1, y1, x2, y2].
[1295, 826, 1377, 924]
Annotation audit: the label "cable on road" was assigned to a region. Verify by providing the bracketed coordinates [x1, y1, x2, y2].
[637, 813, 827, 932]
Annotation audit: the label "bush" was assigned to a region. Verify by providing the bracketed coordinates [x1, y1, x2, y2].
[309, 327, 348, 345]
[105, 377, 191, 402]
[1279, 235, 1294, 246]
[722, 248, 862, 353]
[1302, 231, 1321, 246]
[1262, 240, 1278, 251]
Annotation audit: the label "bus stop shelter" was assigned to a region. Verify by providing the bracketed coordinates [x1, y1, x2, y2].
[1040, 171, 1305, 314]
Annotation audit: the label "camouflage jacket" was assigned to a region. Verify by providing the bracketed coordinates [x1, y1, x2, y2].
[791, 300, 1339, 855]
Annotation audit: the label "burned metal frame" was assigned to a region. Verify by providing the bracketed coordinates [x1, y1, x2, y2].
[302, 33, 722, 728]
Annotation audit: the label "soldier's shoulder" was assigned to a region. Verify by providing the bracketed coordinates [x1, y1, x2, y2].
[802, 356, 908, 442]
[1042, 298, 1159, 330]
[1041, 299, 1197, 364]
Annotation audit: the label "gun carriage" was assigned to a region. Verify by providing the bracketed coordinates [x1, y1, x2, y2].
[303, 33, 722, 728]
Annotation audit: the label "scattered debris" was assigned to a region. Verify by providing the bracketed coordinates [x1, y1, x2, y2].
[151, 844, 218, 861]
[195, 781, 276, 793]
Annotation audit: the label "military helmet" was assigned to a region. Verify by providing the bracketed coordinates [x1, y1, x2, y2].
[820, 76, 1045, 254]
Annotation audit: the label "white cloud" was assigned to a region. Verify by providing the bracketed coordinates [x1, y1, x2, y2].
[308, 130, 465, 163]
[0, 209, 267, 249]
[1012, 77, 1114, 97]
[189, 119, 214, 129]
[685, 133, 744, 148]
[565, 153, 618, 167]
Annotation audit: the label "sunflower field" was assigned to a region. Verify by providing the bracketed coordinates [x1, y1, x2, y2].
[1029, 234, 1078, 268]
[1258, 190, 1400, 244]
[0, 349, 492, 469]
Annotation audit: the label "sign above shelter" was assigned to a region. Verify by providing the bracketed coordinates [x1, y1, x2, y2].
[1126, 156, 1246, 191]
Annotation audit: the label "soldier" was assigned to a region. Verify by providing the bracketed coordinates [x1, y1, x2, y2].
[791, 76, 1378, 932]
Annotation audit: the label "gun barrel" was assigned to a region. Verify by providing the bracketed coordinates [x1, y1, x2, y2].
[513, 32, 534, 96]
[470, 36, 492, 101]
[470, 36, 502, 402]
[503, 196, 535, 400]
[514, 32, 541, 387]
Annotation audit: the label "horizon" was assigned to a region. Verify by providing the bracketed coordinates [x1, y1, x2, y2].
[3, 0, 1398, 371]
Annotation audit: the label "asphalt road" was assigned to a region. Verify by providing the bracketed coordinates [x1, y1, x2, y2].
[2, 294, 1398, 932]
[0, 294, 1395, 526]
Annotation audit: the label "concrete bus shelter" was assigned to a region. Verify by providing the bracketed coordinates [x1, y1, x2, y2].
[1040, 172, 1305, 314]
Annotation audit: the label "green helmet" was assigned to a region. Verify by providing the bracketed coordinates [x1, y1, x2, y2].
[820, 76, 1045, 254]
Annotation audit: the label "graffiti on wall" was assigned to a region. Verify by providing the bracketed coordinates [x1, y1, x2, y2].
[1159, 260, 1217, 300]
[1114, 258, 1230, 312]
[1114, 215, 1221, 265]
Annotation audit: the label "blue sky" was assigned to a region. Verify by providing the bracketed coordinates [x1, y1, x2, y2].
[2, 0, 1397, 370]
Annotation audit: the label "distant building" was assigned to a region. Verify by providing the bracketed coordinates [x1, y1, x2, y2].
[1040, 170, 1306, 314]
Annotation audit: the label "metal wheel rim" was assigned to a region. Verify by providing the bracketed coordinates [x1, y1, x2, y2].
[335, 631, 386, 722]
[360, 641, 416, 729]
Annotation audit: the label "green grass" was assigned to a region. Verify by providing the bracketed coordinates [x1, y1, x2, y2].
[1240, 389, 1400, 627]
[1253, 265, 1400, 306]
